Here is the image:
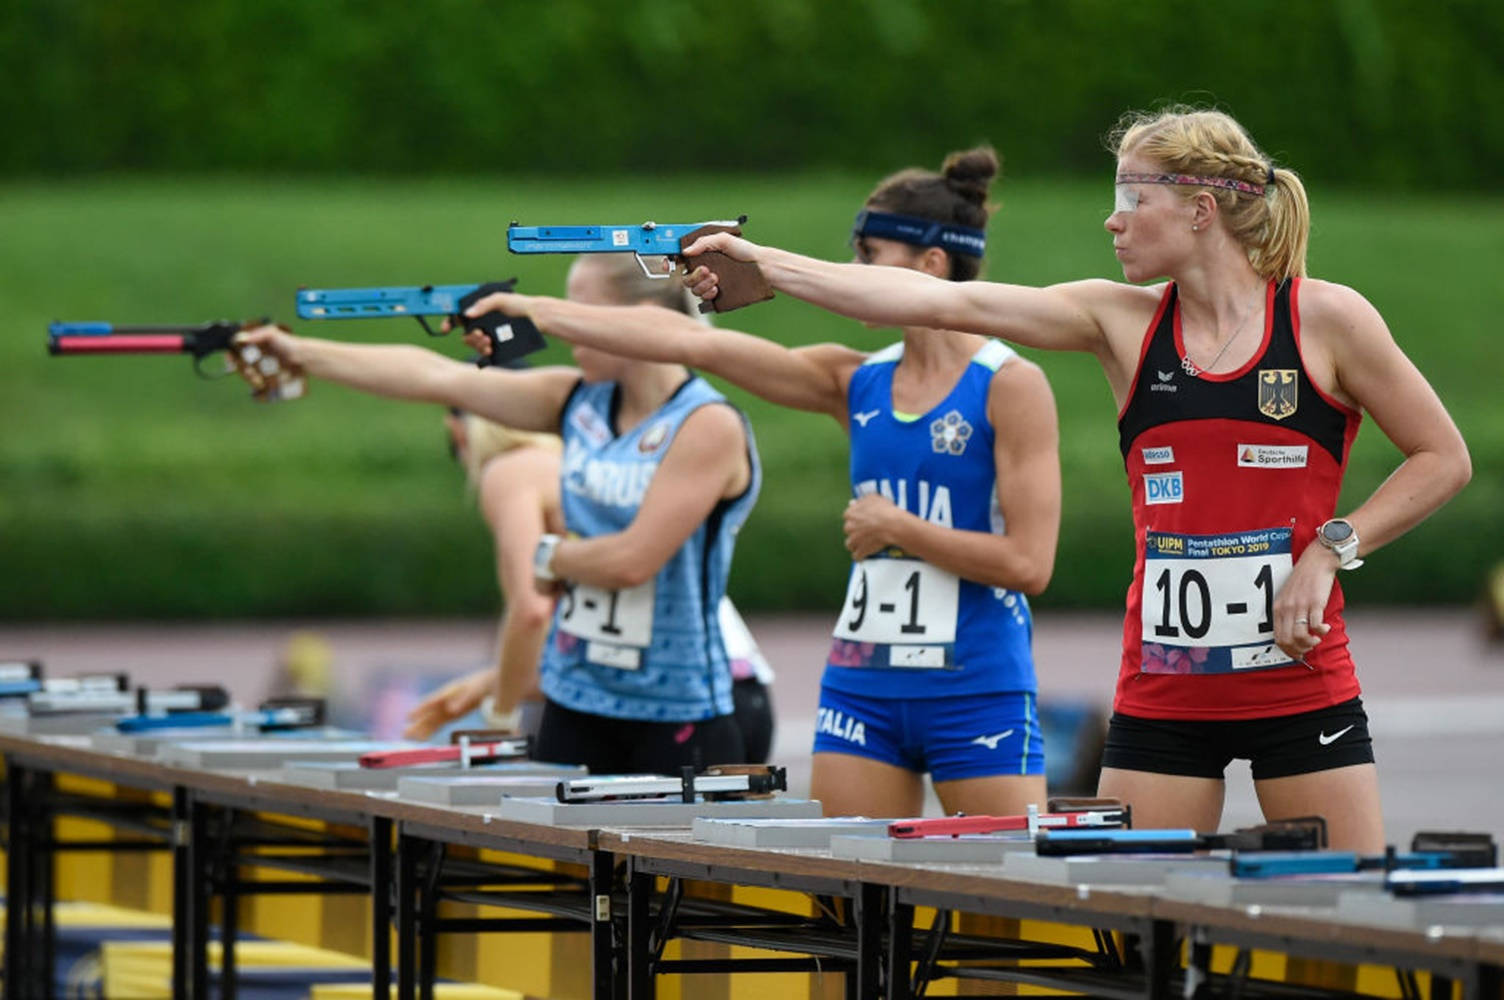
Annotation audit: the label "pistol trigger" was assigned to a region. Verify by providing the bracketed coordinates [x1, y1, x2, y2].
[631, 253, 672, 281]
[193, 352, 236, 381]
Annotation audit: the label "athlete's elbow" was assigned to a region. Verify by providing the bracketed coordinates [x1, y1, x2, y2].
[1017, 566, 1054, 597]
[1448, 444, 1473, 496]
[596, 555, 656, 591]
[1009, 555, 1055, 597]
[507, 595, 555, 634]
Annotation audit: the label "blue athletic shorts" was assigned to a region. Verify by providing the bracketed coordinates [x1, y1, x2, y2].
[812, 684, 1044, 782]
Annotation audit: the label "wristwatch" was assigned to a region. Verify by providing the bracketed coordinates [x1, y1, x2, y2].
[1316, 518, 1364, 570]
[533, 533, 562, 581]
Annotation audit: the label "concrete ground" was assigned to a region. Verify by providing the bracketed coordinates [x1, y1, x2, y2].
[4, 607, 1502, 845]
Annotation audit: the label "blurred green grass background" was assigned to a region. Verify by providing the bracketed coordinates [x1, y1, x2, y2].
[2, 174, 1499, 619]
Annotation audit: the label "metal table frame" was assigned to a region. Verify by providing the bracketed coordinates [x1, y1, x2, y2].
[6, 734, 1504, 1000]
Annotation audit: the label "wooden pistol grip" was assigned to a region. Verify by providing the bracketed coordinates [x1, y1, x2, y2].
[450, 728, 517, 743]
[230, 327, 306, 402]
[1047, 796, 1125, 813]
[702, 763, 767, 777]
[679, 224, 773, 313]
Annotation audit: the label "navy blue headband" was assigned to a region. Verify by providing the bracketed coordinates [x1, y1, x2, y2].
[851, 210, 987, 258]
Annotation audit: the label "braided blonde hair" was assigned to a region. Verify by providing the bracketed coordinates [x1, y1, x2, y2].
[1110, 107, 1310, 282]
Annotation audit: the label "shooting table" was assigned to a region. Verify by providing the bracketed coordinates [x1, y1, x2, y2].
[5, 729, 1503, 1000]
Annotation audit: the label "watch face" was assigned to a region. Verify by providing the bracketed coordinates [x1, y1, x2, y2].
[1322, 520, 1354, 544]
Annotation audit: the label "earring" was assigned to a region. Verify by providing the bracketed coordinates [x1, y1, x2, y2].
[1191, 224, 1199, 231]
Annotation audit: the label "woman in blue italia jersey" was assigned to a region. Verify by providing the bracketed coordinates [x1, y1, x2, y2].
[240, 254, 760, 774]
[464, 147, 1061, 818]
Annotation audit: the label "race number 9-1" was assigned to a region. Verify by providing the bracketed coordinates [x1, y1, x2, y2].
[833, 557, 959, 647]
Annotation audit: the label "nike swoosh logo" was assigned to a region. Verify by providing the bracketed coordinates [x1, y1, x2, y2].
[971, 729, 1015, 751]
[1318, 724, 1355, 746]
[852, 409, 881, 427]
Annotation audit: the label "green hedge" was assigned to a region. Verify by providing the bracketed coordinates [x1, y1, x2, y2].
[1, 175, 1499, 619]
[2, 1, 1501, 187]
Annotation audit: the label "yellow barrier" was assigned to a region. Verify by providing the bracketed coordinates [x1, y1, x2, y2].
[312, 986, 523, 999]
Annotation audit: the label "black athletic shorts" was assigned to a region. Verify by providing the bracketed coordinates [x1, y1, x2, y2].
[534, 698, 747, 775]
[732, 677, 775, 765]
[1101, 696, 1375, 781]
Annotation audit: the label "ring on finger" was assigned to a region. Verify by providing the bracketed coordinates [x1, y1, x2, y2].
[1294, 617, 1309, 625]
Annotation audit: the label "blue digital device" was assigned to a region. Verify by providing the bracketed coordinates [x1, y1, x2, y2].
[0, 660, 42, 697]
[116, 711, 235, 732]
[1036, 828, 1201, 855]
[1231, 851, 1361, 877]
[115, 704, 318, 733]
[1233, 851, 1454, 878]
[1387, 868, 1504, 896]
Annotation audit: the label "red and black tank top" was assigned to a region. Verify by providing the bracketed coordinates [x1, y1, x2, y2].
[1112, 278, 1363, 720]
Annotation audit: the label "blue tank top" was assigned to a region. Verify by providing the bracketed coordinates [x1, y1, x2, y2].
[824, 340, 1035, 698]
[541, 375, 760, 722]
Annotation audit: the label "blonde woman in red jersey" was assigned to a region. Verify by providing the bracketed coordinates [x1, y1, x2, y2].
[679, 108, 1470, 851]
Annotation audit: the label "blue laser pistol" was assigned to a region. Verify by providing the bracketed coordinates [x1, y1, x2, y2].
[296, 279, 545, 366]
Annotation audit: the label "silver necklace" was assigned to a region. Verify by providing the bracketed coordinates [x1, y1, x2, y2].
[1181, 283, 1264, 376]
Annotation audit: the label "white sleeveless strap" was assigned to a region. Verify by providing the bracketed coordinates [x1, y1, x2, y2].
[973, 339, 1015, 372]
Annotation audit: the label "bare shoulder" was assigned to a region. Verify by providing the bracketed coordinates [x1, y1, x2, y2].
[988, 353, 1058, 425]
[991, 352, 1052, 393]
[1296, 278, 1388, 338]
[674, 401, 748, 448]
[659, 402, 751, 497]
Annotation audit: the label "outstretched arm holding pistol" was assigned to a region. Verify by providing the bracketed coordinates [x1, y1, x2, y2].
[233, 325, 579, 434]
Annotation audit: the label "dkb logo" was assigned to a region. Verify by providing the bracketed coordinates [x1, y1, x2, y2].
[1144, 471, 1184, 505]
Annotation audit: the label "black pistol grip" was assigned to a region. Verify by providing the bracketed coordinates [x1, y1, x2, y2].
[456, 281, 546, 368]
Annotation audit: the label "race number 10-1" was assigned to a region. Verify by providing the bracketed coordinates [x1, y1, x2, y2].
[1140, 527, 1295, 673]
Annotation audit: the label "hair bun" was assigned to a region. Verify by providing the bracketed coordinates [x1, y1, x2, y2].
[941, 146, 1000, 204]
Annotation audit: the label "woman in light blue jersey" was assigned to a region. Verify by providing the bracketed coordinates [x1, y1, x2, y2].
[404, 411, 777, 761]
[465, 147, 1061, 818]
[240, 254, 760, 774]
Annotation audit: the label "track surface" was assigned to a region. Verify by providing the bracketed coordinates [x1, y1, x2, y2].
[4, 608, 1501, 844]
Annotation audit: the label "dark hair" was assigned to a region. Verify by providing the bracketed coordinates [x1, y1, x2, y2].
[865, 145, 1000, 281]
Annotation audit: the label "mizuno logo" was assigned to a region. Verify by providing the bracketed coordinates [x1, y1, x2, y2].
[971, 730, 1015, 751]
[1318, 725, 1355, 746]
[852, 409, 881, 427]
